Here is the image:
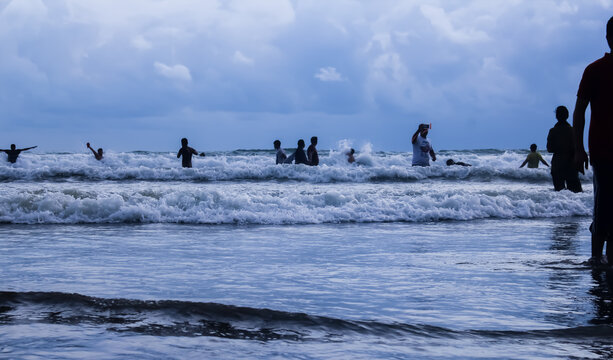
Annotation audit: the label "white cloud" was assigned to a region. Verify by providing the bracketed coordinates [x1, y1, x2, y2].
[153, 62, 192, 82]
[315, 67, 344, 82]
[132, 35, 152, 50]
[232, 51, 254, 65]
[420, 4, 489, 44]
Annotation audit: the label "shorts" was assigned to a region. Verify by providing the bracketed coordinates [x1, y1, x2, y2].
[593, 163, 613, 238]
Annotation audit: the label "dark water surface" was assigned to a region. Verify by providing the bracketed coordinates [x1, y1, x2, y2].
[2, 219, 613, 359]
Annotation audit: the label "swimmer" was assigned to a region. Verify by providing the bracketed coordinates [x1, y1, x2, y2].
[446, 159, 471, 166]
[347, 148, 356, 164]
[520, 144, 549, 168]
[86, 142, 103, 160]
[307, 136, 319, 166]
[0, 144, 37, 163]
[274, 140, 287, 164]
[177, 138, 200, 168]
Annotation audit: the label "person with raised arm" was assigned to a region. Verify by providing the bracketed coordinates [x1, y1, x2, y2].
[411, 124, 436, 166]
[573, 16, 613, 266]
[86, 142, 103, 160]
[0, 144, 37, 163]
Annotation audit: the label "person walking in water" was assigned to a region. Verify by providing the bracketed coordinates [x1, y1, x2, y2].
[177, 138, 200, 168]
[546, 106, 581, 192]
[574, 16, 613, 266]
[411, 124, 436, 166]
[0, 144, 37, 163]
[286, 139, 309, 165]
[274, 140, 287, 164]
[307, 136, 319, 166]
[520, 144, 549, 168]
[86, 142, 104, 160]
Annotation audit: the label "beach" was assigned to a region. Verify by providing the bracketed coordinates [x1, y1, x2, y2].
[1, 149, 608, 359]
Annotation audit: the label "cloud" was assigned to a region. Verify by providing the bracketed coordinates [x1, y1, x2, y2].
[132, 35, 152, 50]
[315, 67, 344, 82]
[153, 62, 192, 82]
[232, 51, 254, 65]
[420, 4, 489, 44]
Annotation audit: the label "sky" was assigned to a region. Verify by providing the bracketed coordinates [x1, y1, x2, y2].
[0, 0, 611, 152]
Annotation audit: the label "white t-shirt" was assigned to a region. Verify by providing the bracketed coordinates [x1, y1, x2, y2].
[412, 135, 432, 166]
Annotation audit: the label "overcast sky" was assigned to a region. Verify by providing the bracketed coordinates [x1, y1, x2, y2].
[0, 0, 611, 152]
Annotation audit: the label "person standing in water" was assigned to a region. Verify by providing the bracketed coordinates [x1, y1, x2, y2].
[574, 16, 613, 266]
[520, 144, 549, 168]
[547, 106, 582, 192]
[411, 124, 436, 166]
[287, 139, 309, 165]
[0, 144, 37, 163]
[274, 140, 287, 164]
[86, 142, 103, 160]
[347, 148, 356, 164]
[177, 138, 200, 168]
[307, 136, 319, 166]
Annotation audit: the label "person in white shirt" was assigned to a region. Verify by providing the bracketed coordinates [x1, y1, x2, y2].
[411, 124, 436, 166]
[274, 140, 287, 164]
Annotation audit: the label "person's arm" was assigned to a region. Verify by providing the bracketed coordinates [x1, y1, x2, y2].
[191, 147, 198, 155]
[177, 149, 182, 158]
[429, 149, 436, 162]
[411, 130, 420, 144]
[573, 97, 589, 174]
[86, 143, 97, 156]
[540, 154, 549, 167]
[546, 130, 554, 153]
[520, 157, 528, 168]
[20, 146, 37, 152]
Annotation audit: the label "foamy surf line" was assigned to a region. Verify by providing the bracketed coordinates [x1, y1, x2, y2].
[0, 185, 591, 224]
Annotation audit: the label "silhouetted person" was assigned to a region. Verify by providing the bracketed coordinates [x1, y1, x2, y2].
[0, 144, 37, 163]
[274, 140, 287, 164]
[287, 139, 308, 165]
[574, 16, 613, 266]
[411, 124, 436, 166]
[307, 136, 319, 166]
[347, 148, 356, 164]
[446, 159, 471, 167]
[547, 106, 582, 192]
[86, 142, 103, 160]
[520, 144, 549, 168]
[177, 138, 199, 168]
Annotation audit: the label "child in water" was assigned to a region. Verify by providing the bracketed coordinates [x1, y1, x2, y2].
[520, 144, 549, 168]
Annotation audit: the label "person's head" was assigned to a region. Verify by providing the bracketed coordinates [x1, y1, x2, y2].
[310, 136, 318, 145]
[10, 144, 15, 150]
[530, 144, 537, 152]
[181, 138, 188, 147]
[273, 140, 281, 149]
[555, 105, 569, 122]
[98, 148, 103, 156]
[418, 124, 429, 137]
[350, 148, 355, 155]
[607, 16, 613, 50]
[297, 139, 305, 148]
[446, 159, 455, 166]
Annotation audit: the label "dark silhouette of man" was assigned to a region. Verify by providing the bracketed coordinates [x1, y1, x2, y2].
[274, 140, 287, 164]
[177, 138, 199, 168]
[288, 139, 308, 165]
[307, 136, 319, 166]
[574, 16, 613, 266]
[547, 106, 581, 192]
[0, 144, 37, 163]
[86, 142, 104, 160]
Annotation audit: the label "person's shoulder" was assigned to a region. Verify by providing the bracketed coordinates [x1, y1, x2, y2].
[585, 54, 613, 72]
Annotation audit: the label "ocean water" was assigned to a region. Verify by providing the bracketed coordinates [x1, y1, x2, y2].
[1, 148, 609, 359]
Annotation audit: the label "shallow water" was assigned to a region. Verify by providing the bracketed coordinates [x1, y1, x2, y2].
[0, 149, 605, 359]
[2, 219, 613, 359]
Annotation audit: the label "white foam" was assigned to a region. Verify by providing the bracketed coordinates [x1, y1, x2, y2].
[0, 149, 590, 183]
[0, 182, 592, 224]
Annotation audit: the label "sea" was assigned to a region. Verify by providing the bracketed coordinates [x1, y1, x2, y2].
[1, 146, 611, 359]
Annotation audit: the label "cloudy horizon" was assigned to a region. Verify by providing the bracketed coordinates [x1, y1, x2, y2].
[0, 0, 611, 152]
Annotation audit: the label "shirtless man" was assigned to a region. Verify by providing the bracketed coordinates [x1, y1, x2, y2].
[0, 144, 37, 163]
[307, 136, 319, 166]
[86, 142, 103, 160]
[177, 138, 200, 168]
